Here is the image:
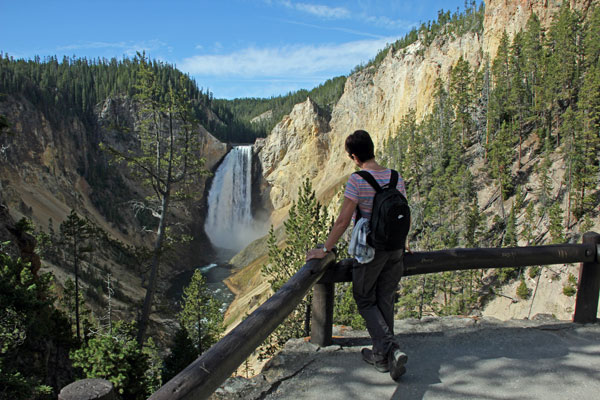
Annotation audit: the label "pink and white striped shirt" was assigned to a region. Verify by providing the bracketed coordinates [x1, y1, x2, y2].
[344, 169, 407, 221]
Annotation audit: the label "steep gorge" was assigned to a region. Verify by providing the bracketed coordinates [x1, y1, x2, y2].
[224, 0, 600, 329]
[0, 93, 229, 341]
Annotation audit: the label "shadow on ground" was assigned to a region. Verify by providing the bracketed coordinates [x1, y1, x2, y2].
[214, 317, 600, 400]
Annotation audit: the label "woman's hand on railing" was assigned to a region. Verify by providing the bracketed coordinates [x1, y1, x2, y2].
[306, 248, 327, 261]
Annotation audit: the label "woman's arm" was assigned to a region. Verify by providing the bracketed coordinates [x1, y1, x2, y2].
[306, 197, 357, 261]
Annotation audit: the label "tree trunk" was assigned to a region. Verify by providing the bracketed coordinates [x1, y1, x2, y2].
[74, 236, 80, 341]
[498, 175, 506, 220]
[137, 193, 171, 346]
[198, 317, 203, 355]
[419, 276, 426, 319]
[304, 300, 311, 338]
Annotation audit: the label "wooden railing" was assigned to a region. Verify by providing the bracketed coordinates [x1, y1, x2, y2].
[60, 232, 600, 400]
[311, 231, 600, 346]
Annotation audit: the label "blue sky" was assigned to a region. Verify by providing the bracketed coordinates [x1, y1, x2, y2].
[1, 0, 472, 99]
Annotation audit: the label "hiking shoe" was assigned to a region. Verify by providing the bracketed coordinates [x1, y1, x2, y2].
[388, 345, 408, 381]
[361, 348, 389, 372]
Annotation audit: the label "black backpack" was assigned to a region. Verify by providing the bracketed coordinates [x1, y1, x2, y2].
[354, 170, 410, 251]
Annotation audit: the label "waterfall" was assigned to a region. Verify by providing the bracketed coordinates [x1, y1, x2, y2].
[204, 145, 262, 252]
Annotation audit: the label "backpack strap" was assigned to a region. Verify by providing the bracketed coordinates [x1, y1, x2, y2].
[389, 170, 399, 188]
[355, 170, 382, 193]
[354, 170, 398, 192]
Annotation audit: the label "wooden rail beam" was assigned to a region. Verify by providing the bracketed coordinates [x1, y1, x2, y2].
[148, 252, 336, 400]
[318, 243, 597, 283]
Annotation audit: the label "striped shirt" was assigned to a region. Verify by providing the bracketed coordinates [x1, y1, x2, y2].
[344, 169, 407, 221]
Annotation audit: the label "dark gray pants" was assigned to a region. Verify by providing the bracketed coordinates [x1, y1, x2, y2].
[352, 249, 404, 358]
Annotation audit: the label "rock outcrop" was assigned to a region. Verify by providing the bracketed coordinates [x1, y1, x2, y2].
[484, 0, 595, 61]
[256, 31, 485, 219]
[256, 97, 331, 223]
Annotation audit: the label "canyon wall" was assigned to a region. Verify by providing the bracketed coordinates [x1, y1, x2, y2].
[256, 0, 595, 221]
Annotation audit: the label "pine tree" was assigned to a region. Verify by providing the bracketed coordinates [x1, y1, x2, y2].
[464, 197, 483, 248]
[59, 209, 95, 341]
[396, 276, 422, 319]
[488, 121, 514, 206]
[260, 179, 331, 357]
[333, 283, 365, 329]
[522, 13, 544, 126]
[1, 242, 74, 399]
[60, 278, 92, 339]
[177, 270, 224, 355]
[516, 278, 530, 299]
[575, 11, 600, 218]
[536, 136, 554, 210]
[547, 3, 581, 124]
[162, 327, 198, 383]
[521, 201, 537, 246]
[449, 56, 473, 147]
[489, 31, 511, 132]
[508, 32, 530, 168]
[71, 321, 160, 399]
[503, 204, 518, 247]
[101, 53, 209, 345]
[548, 202, 565, 244]
[560, 106, 580, 228]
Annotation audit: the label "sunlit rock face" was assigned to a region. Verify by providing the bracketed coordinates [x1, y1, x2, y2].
[483, 0, 594, 62]
[255, 32, 484, 222]
[255, 0, 593, 224]
[256, 97, 331, 223]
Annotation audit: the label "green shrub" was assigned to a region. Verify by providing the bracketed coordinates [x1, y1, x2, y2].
[563, 274, 578, 297]
[70, 321, 161, 399]
[562, 285, 577, 297]
[528, 266, 541, 279]
[516, 279, 530, 299]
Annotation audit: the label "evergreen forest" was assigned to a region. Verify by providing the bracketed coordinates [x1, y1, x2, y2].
[379, 3, 600, 317]
[0, 53, 347, 144]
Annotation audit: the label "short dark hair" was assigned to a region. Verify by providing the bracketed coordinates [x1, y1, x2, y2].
[345, 130, 375, 162]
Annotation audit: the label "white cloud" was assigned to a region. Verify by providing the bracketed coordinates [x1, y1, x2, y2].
[179, 38, 392, 79]
[365, 15, 418, 30]
[278, 18, 385, 39]
[280, 1, 351, 19]
[56, 40, 167, 57]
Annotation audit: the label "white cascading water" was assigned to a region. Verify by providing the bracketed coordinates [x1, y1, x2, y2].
[205, 145, 260, 251]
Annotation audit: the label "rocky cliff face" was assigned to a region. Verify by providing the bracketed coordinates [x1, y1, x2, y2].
[255, 0, 594, 223]
[0, 94, 227, 244]
[233, 0, 598, 332]
[256, 31, 485, 218]
[484, 0, 594, 61]
[256, 97, 332, 223]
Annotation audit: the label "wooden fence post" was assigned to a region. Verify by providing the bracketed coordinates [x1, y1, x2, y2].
[311, 282, 334, 346]
[573, 232, 600, 323]
[58, 379, 116, 400]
